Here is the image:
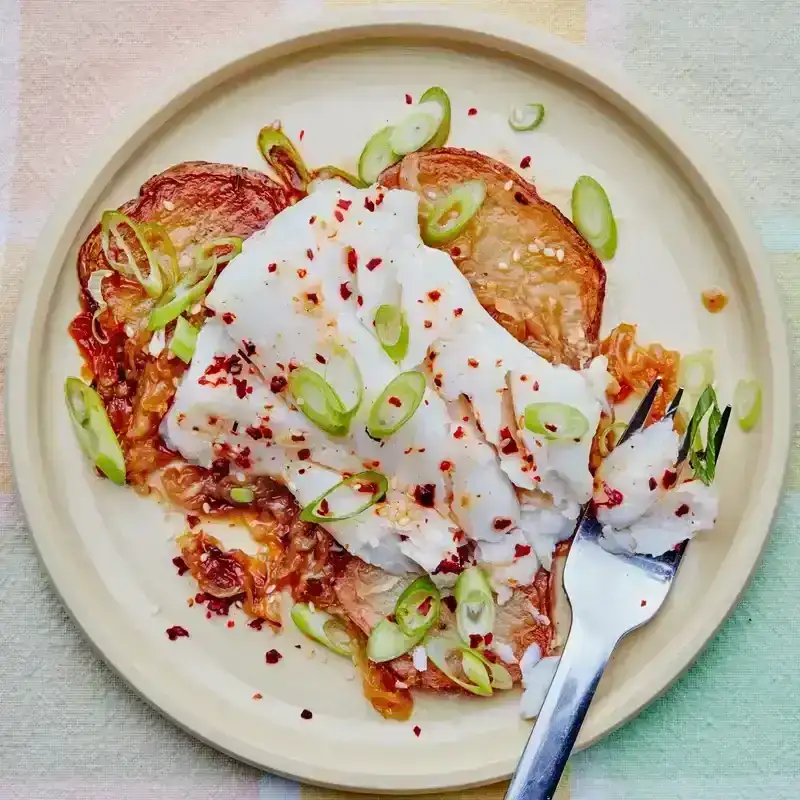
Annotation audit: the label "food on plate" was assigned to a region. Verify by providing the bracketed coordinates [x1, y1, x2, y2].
[65, 87, 737, 721]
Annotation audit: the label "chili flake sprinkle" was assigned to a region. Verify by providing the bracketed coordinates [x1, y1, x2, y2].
[301, 709, 313, 720]
[468, 107, 478, 116]
[265, 649, 283, 664]
[340, 282, 353, 300]
[166, 626, 189, 641]
[306, 249, 314, 261]
[337, 199, 352, 210]
[366, 257, 383, 271]
[405, 93, 413, 104]
[467, 358, 479, 368]
[427, 290, 442, 302]
[221, 312, 236, 325]
[388, 396, 403, 407]
[297, 268, 307, 279]
[514, 543, 532, 558]
[520, 155, 532, 169]
[268, 262, 277, 273]
[424, 320, 433, 329]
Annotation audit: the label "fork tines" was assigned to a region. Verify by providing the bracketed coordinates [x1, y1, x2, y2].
[616, 378, 661, 446]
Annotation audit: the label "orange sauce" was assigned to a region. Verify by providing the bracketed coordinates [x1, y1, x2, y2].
[701, 287, 728, 313]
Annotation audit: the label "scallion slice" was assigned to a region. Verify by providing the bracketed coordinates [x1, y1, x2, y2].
[230, 487, 254, 504]
[419, 86, 451, 149]
[298, 470, 389, 523]
[169, 316, 199, 363]
[389, 104, 443, 156]
[734, 378, 762, 432]
[87, 269, 113, 344]
[194, 237, 243, 269]
[291, 603, 353, 657]
[358, 126, 401, 185]
[678, 350, 715, 397]
[509, 103, 545, 131]
[323, 345, 363, 419]
[100, 211, 165, 298]
[366, 371, 426, 439]
[454, 566, 495, 643]
[524, 402, 590, 441]
[394, 576, 440, 638]
[64, 377, 126, 485]
[257, 126, 310, 193]
[571, 175, 618, 261]
[425, 637, 493, 696]
[374, 304, 409, 362]
[140, 222, 181, 288]
[288, 366, 349, 436]
[366, 617, 423, 663]
[311, 165, 368, 189]
[422, 180, 486, 245]
[148, 258, 217, 331]
[686, 385, 726, 485]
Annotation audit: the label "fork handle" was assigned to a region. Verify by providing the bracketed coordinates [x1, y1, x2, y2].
[505, 621, 618, 800]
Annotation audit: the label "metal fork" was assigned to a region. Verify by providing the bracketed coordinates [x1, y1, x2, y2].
[505, 380, 731, 800]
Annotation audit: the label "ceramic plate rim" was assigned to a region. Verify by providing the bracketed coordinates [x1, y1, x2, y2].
[7, 7, 792, 793]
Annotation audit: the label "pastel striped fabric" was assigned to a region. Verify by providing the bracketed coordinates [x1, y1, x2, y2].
[0, 1, 798, 798]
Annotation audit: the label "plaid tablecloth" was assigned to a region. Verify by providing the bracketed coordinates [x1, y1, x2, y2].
[1, 1, 799, 798]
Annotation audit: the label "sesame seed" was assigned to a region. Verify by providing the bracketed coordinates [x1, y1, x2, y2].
[503, 180, 514, 191]
[398, 516, 410, 526]
[528, 243, 540, 253]
[163, 199, 175, 211]
[498, 261, 509, 271]
[556, 248, 565, 262]
[543, 247, 555, 257]
[512, 247, 522, 262]
[534, 238, 545, 248]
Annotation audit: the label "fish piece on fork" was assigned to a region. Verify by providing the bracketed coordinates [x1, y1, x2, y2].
[506, 380, 731, 800]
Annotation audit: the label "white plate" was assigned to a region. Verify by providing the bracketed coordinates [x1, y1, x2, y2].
[7, 9, 791, 793]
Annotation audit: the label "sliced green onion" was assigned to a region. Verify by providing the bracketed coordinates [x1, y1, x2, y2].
[422, 180, 486, 246]
[358, 126, 401, 185]
[524, 402, 590, 441]
[374, 304, 409, 362]
[366, 372, 426, 439]
[571, 175, 618, 261]
[323, 345, 363, 419]
[148, 258, 217, 331]
[598, 420, 627, 458]
[140, 222, 180, 288]
[291, 603, 353, 657]
[734, 379, 762, 432]
[394, 576, 440, 638]
[169, 316, 199, 363]
[64, 377, 126, 485]
[299, 470, 389, 524]
[419, 86, 451, 149]
[678, 350, 715, 396]
[100, 211, 165, 297]
[257, 126, 310, 193]
[481, 653, 514, 691]
[509, 103, 545, 132]
[193, 237, 243, 270]
[311, 165, 368, 189]
[454, 566, 495, 643]
[230, 487, 255, 504]
[87, 269, 113, 344]
[425, 637, 493, 696]
[366, 617, 423, 663]
[288, 366, 349, 435]
[389, 105, 442, 156]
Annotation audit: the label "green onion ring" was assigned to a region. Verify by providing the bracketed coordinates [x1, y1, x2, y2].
[100, 210, 165, 298]
[394, 576, 441, 638]
[523, 402, 590, 441]
[374, 304, 409, 363]
[169, 316, 199, 364]
[311, 165, 368, 189]
[291, 603, 354, 657]
[422, 180, 486, 246]
[571, 175, 618, 261]
[366, 371, 426, 439]
[298, 470, 389, 524]
[366, 617, 423, 663]
[358, 126, 401, 185]
[419, 86, 452, 149]
[257, 126, 310, 193]
[454, 566, 495, 643]
[508, 103, 545, 131]
[288, 366, 350, 436]
[734, 378, 762, 432]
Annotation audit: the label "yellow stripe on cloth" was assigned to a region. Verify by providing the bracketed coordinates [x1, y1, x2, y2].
[324, 0, 586, 43]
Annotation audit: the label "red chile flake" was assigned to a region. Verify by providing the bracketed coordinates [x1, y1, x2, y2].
[306, 249, 314, 261]
[413, 725, 421, 737]
[337, 199, 352, 210]
[301, 709, 313, 720]
[514, 543, 532, 558]
[662, 470, 678, 489]
[227, 620, 235, 628]
[520, 155, 532, 169]
[309, 215, 316, 225]
[253, 692, 263, 700]
[172, 556, 189, 576]
[427, 290, 441, 302]
[675, 504, 690, 517]
[493, 518, 513, 531]
[298, 448, 311, 460]
[334, 210, 344, 222]
[270, 375, 288, 393]
[649, 477, 658, 491]
[297, 268, 307, 279]
[514, 191, 531, 206]
[605, 486, 624, 507]
[424, 320, 433, 329]
[315, 353, 327, 364]
[187, 514, 200, 528]
[453, 426, 465, 439]
[364, 198, 375, 212]
[339, 282, 353, 300]
[439, 460, 452, 472]
[222, 312, 236, 325]
[413, 484, 436, 508]
[453, 307, 463, 317]
[405, 93, 413, 104]
[306, 292, 319, 305]
[469, 634, 484, 648]
[166, 626, 189, 641]
[484, 632, 494, 646]
[265, 649, 283, 664]
[417, 597, 432, 616]
[357, 295, 364, 307]
[451, 246, 461, 257]
[366, 257, 382, 271]
[268, 262, 277, 273]
[318, 498, 330, 516]
[468, 107, 478, 116]
[442, 595, 457, 613]
[299, 129, 305, 141]
[468, 358, 479, 368]
[347, 248, 358, 273]
[249, 618, 265, 630]
[533, 381, 540, 391]
[388, 396, 403, 407]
